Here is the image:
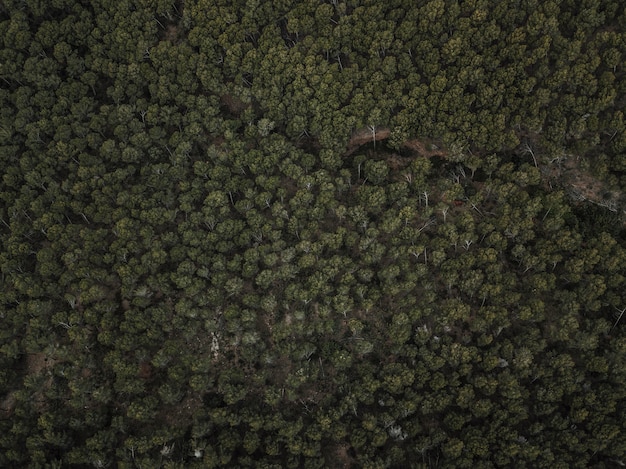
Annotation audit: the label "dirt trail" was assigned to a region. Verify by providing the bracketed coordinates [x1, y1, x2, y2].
[347, 128, 622, 215]
[345, 127, 391, 155]
[346, 127, 447, 158]
[402, 138, 447, 158]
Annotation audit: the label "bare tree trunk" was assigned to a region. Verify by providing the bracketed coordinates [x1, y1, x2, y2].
[369, 125, 376, 148]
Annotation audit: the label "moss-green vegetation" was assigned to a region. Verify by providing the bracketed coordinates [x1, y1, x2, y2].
[1, 0, 626, 467]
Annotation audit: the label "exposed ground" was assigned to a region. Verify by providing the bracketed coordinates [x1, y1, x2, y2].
[348, 127, 622, 217]
[0, 352, 59, 417]
[0, 391, 17, 419]
[545, 155, 623, 212]
[347, 127, 447, 159]
[345, 127, 391, 156]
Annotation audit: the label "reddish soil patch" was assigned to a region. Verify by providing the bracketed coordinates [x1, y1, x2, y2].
[0, 391, 17, 419]
[138, 361, 153, 380]
[165, 25, 179, 42]
[26, 354, 45, 375]
[345, 128, 448, 160]
[345, 127, 391, 156]
[27, 352, 55, 375]
[403, 138, 447, 158]
[336, 443, 355, 468]
[556, 156, 621, 209]
[161, 393, 204, 430]
[220, 94, 249, 117]
[25, 352, 57, 411]
[537, 152, 623, 217]
[324, 442, 356, 469]
[386, 153, 410, 171]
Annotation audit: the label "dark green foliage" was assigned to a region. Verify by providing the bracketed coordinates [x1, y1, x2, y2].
[2, 0, 626, 467]
[571, 202, 623, 239]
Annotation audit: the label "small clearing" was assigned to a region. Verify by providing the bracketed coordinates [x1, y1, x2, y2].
[547, 155, 623, 212]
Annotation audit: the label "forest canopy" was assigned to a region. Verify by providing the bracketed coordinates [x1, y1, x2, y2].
[1, 0, 626, 467]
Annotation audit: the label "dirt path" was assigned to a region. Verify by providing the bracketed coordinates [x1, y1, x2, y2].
[345, 127, 391, 156]
[402, 138, 447, 158]
[346, 128, 623, 221]
[346, 127, 447, 159]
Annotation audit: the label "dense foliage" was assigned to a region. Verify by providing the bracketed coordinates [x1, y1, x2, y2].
[1, 0, 626, 467]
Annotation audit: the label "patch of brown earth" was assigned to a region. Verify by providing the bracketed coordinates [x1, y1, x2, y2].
[324, 442, 356, 469]
[403, 138, 447, 158]
[25, 352, 57, 411]
[220, 94, 249, 117]
[346, 128, 448, 160]
[161, 393, 204, 430]
[555, 156, 622, 211]
[350, 127, 391, 146]
[165, 25, 179, 42]
[138, 361, 153, 380]
[27, 352, 53, 375]
[345, 127, 391, 156]
[0, 391, 17, 419]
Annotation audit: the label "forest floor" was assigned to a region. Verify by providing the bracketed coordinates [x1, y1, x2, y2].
[347, 127, 447, 159]
[348, 127, 623, 218]
[346, 127, 391, 155]
[546, 155, 623, 213]
[0, 334, 58, 419]
[0, 390, 17, 419]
